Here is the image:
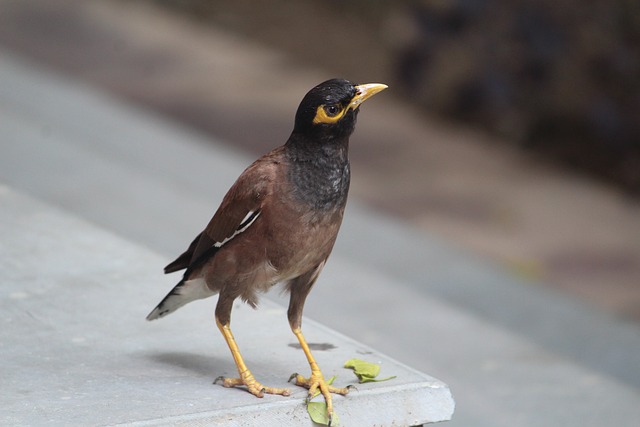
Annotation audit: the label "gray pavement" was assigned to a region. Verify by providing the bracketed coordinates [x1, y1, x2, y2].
[2, 49, 640, 426]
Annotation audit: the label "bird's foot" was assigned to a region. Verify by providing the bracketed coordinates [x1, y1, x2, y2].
[289, 371, 349, 422]
[289, 372, 350, 400]
[214, 371, 290, 398]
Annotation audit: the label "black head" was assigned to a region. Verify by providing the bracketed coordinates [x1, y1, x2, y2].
[292, 78, 387, 142]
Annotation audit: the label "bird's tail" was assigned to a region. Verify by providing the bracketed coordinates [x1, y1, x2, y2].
[146, 278, 216, 321]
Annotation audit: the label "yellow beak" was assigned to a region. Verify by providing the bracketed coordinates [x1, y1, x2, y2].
[349, 83, 388, 110]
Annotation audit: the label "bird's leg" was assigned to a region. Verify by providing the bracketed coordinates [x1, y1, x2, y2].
[290, 327, 350, 417]
[215, 316, 290, 397]
[286, 266, 348, 422]
[287, 270, 349, 420]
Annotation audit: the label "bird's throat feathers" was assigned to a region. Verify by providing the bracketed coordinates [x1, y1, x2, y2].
[284, 135, 351, 211]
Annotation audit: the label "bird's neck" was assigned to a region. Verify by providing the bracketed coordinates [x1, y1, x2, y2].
[284, 135, 351, 211]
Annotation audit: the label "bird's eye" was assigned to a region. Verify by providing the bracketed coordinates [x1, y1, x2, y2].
[324, 104, 341, 117]
[313, 103, 346, 124]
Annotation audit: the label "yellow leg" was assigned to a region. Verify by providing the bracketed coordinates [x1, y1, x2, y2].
[291, 328, 349, 419]
[215, 318, 290, 397]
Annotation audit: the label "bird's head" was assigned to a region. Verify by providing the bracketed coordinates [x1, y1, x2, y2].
[292, 79, 387, 142]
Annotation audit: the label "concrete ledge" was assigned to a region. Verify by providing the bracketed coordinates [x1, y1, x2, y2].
[0, 186, 454, 426]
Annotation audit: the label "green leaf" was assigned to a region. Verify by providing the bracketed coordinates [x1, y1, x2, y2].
[344, 359, 380, 378]
[360, 375, 397, 383]
[307, 401, 339, 426]
[344, 359, 395, 383]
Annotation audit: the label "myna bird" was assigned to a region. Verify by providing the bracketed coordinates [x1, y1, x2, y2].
[146, 78, 387, 420]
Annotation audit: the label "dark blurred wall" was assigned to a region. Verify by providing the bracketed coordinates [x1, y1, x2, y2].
[394, 0, 640, 193]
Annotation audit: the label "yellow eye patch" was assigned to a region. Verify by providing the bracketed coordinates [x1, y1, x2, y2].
[312, 104, 347, 125]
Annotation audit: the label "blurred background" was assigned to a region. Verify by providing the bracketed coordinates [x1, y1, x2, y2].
[2, 0, 638, 319]
[1, 0, 639, 425]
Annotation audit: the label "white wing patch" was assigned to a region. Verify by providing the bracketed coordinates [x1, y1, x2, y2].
[214, 210, 261, 248]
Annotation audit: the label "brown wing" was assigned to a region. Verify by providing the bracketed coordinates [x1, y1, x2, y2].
[164, 232, 202, 273]
[163, 148, 282, 274]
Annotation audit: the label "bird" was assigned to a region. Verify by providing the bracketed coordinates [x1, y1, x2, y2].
[146, 78, 387, 421]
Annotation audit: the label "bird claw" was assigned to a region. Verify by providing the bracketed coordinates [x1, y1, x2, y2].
[294, 372, 349, 422]
[214, 373, 290, 397]
[295, 374, 350, 397]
